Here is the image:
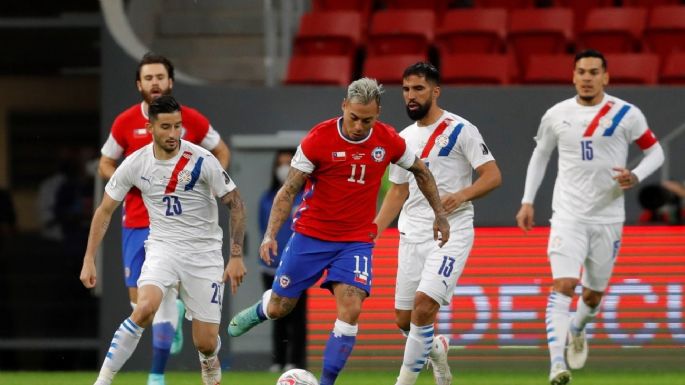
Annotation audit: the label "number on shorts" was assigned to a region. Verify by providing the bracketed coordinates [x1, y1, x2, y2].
[210, 282, 222, 304]
[163, 195, 182, 216]
[438, 256, 456, 277]
[353, 255, 369, 275]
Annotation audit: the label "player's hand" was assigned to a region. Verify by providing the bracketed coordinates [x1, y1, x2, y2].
[259, 236, 278, 266]
[612, 167, 638, 190]
[516, 204, 535, 233]
[80, 257, 97, 288]
[433, 213, 450, 247]
[441, 191, 466, 214]
[224, 257, 247, 294]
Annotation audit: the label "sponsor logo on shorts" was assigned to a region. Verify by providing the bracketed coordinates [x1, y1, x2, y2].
[279, 275, 291, 288]
[551, 235, 563, 249]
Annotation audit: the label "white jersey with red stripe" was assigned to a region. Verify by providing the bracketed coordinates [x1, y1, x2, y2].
[389, 110, 495, 242]
[105, 140, 236, 252]
[535, 93, 657, 224]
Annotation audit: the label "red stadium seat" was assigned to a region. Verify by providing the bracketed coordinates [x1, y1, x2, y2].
[435, 8, 507, 55]
[293, 11, 363, 61]
[554, 0, 615, 34]
[644, 6, 685, 61]
[474, 0, 535, 10]
[362, 54, 429, 85]
[284, 55, 352, 86]
[508, 8, 574, 71]
[311, 0, 373, 22]
[367, 10, 435, 56]
[605, 53, 659, 85]
[622, 0, 679, 7]
[441, 53, 511, 85]
[660, 52, 685, 84]
[578, 7, 648, 53]
[522, 54, 574, 84]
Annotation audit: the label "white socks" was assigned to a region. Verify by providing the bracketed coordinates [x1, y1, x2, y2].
[96, 318, 144, 385]
[545, 292, 571, 366]
[395, 323, 434, 385]
[570, 297, 600, 336]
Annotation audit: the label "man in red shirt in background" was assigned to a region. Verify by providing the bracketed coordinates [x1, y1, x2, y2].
[98, 53, 230, 385]
[228, 77, 449, 385]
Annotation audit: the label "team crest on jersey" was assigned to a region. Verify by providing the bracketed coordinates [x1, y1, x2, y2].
[435, 134, 450, 148]
[279, 275, 291, 288]
[599, 117, 613, 129]
[371, 146, 386, 162]
[177, 169, 192, 184]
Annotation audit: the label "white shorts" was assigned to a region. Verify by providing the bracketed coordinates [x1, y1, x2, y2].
[138, 246, 224, 324]
[395, 227, 474, 310]
[548, 219, 623, 292]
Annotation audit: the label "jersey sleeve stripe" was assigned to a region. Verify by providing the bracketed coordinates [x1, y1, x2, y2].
[438, 123, 464, 156]
[164, 151, 193, 194]
[420, 118, 452, 159]
[184, 157, 204, 191]
[583, 101, 614, 137]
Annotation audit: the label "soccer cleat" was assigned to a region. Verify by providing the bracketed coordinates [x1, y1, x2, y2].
[549, 361, 571, 385]
[565, 329, 588, 369]
[428, 334, 452, 385]
[200, 353, 222, 385]
[227, 301, 264, 337]
[146, 373, 165, 385]
[171, 299, 185, 355]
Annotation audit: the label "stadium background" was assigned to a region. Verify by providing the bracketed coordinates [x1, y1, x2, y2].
[0, 0, 684, 379]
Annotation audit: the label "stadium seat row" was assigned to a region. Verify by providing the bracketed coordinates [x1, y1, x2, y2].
[285, 52, 685, 86]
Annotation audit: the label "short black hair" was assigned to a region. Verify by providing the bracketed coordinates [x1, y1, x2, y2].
[403, 62, 440, 85]
[136, 52, 175, 82]
[575, 49, 607, 70]
[148, 95, 180, 122]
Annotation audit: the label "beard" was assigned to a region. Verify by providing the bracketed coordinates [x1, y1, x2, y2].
[406, 99, 431, 121]
[141, 87, 172, 105]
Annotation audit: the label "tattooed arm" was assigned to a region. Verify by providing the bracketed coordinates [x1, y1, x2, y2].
[259, 167, 307, 265]
[220, 188, 247, 294]
[407, 157, 451, 247]
[80, 193, 121, 288]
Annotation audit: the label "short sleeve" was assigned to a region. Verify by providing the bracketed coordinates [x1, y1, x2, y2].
[458, 124, 496, 170]
[292, 144, 316, 174]
[199, 125, 221, 150]
[105, 157, 134, 201]
[388, 163, 410, 184]
[205, 155, 236, 198]
[101, 133, 124, 159]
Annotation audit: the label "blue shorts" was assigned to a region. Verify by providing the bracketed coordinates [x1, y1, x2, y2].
[121, 227, 149, 288]
[272, 232, 373, 298]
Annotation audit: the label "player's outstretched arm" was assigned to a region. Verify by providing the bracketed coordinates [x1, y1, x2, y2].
[374, 182, 408, 240]
[220, 188, 247, 294]
[260, 167, 307, 264]
[407, 157, 450, 247]
[80, 193, 121, 288]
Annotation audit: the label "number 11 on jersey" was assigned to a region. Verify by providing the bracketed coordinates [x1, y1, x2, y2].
[347, 164, 366, 184]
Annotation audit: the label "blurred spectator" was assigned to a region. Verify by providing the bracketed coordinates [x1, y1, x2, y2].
[638, 182, 682, 224]
[258, 149, 307, 372]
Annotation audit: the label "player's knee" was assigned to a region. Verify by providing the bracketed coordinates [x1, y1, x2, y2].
[131, 302, 157, 327]
[581, 290, 603, 308]
[195, 338, 217, 356]
[394, 313, 410, 332]
[552, 278, 577, 297]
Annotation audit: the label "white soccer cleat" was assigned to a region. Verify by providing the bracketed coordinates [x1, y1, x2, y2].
[199, 353, 221, 385]
[428, 334, 452, 385]
[549, 361, 571, 385]
[565, 329, 588, 370]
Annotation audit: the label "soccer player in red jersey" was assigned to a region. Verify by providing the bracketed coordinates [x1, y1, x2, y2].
[228, 78, 449, 385]
[97, 53, 230, 385]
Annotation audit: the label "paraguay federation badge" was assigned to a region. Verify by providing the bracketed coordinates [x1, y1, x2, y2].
[177, 169, 192, 184]
[371, 146, 386, 162]
[435, 134, 450, 148]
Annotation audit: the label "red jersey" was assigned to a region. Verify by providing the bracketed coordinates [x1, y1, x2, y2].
[101, 102, 219, 228]
[291, 117, 414, 242]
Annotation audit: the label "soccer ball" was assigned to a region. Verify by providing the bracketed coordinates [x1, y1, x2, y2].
[276, 368, 319, 385]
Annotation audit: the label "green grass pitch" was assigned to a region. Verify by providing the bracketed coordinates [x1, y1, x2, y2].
[1, 369, 684, 385]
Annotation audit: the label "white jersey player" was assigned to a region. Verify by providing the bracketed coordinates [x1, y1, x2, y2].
[80, 96, 247, 385]
[516, 50, 664, 385]
[375, 62, 501, 385]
